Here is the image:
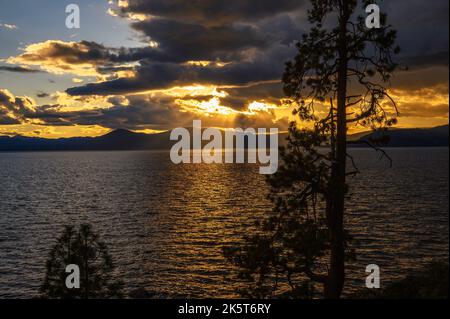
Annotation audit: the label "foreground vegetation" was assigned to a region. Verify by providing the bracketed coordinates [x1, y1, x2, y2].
[354, 261, 449, 299]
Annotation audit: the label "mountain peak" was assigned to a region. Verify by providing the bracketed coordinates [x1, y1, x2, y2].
[103, 129, 136, 138]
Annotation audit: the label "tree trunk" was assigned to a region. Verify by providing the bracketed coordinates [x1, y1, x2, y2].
[325, 0, 349, 299]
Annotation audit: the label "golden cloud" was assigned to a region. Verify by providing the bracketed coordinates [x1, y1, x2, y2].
[7, 40, 106, 76]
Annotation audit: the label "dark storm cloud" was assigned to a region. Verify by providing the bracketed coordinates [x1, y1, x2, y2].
[387, 0, 449, 68]
[109, 12, 305, 66]
[123, 0, 448, 67]
[398, 51, 449, 69]
[66, 44, 295, 96]
[119, 0, 307, 25]
[66, 0, 449, 97]
[129, 18, 272, 62]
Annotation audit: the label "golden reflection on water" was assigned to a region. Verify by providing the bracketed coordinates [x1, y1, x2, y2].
[155, 161, 265, 297]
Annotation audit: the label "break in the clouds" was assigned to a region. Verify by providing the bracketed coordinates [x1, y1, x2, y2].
[1, 0, 448, 136]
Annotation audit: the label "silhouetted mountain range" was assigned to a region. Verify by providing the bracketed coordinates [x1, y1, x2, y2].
[0, 125, 448, 151]
[354, 125, 449, 147]
[0, 129, 172, 151]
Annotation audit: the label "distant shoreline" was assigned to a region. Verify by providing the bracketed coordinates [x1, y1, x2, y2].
[0, 146, 448, 154]
[1, 125, 448, 151]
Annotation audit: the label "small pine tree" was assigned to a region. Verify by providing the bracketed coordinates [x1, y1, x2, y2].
[40, 224, 124, 299]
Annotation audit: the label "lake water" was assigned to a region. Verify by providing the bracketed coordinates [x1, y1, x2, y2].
[0, 148, 448, 298]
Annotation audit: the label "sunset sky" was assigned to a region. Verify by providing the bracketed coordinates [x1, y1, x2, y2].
[0, 0, 448, 138]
